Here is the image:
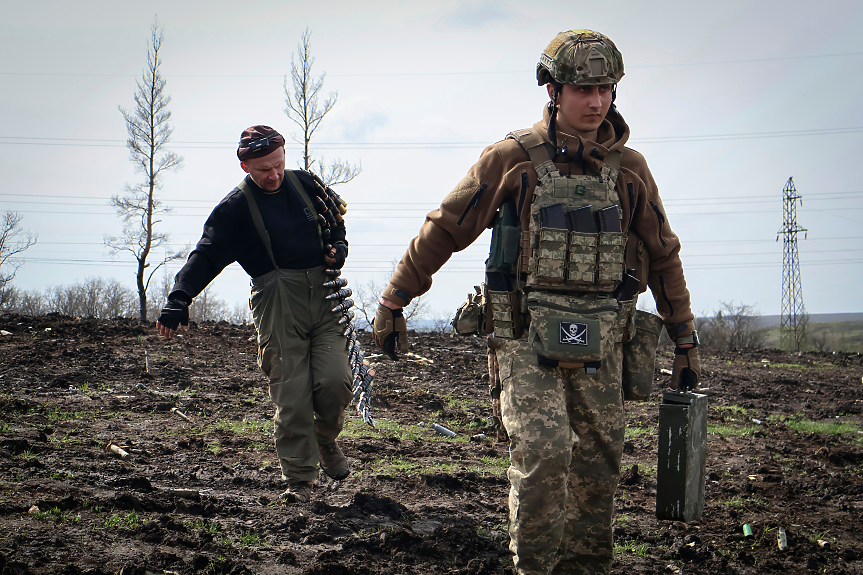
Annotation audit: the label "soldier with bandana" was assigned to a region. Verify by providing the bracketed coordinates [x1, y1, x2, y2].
[156, 126, 354, 505]
[374, 31, 700, 575]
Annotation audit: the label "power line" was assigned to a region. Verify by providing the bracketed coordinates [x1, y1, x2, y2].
[3, 125, 863, 149]
[2, 49, 862, 78]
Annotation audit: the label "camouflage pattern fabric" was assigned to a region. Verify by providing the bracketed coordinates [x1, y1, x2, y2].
[509, 128, 625, 293]
[251, 267, 354, 483]
[487, 343, 510, 443]
[622, 310, 663, 400]
[496, 323, 624, 575]
[537, 30, 625, 86]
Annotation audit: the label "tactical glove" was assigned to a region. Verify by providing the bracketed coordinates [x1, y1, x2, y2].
[329, 243, 348, 270]
[157, 295, 190, 331]
[670, 346, 701, 391]
[373, 304, 407, 360]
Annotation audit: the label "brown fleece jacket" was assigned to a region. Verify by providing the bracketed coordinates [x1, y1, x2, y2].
[383, 105, 694, 331]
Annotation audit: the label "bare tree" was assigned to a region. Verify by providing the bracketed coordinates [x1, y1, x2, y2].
[284, 27, 361, 187]
[0, 210, 37, 294]
[698, 301, 767, 351]
[106, 20, 186, 322]
[189, 286, 230, 323]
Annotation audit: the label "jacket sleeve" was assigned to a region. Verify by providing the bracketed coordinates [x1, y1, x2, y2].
[382, 143, 518, 306]
[171, 193, 242, 299]
[622, 151, 694, 330]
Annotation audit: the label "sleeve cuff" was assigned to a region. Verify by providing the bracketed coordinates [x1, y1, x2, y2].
[382, 285, 412, 307]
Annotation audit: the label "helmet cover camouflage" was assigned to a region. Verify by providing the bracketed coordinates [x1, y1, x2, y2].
[537, 29, 625, 86]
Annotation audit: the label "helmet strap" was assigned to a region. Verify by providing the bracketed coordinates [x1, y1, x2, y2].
[547, 82, 563, 153]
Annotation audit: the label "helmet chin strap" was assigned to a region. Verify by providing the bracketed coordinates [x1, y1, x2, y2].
[547, 82, 564, 154]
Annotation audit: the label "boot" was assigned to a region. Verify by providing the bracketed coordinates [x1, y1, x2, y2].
[318, 441, 350, 480]
[280, 481, 312, 504]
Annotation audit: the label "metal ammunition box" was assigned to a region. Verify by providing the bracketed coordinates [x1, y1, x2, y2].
[656, 390, 708, 522]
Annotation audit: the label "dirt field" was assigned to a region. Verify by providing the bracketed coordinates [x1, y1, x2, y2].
[0, 313, 861, 575]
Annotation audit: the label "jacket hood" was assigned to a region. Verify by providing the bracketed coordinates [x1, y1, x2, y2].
[534, 104, 630, 170]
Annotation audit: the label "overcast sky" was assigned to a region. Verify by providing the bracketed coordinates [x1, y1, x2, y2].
[2, 0, 861, 320]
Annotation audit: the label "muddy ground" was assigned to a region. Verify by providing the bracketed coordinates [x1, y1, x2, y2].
[0, 313, 861, 575]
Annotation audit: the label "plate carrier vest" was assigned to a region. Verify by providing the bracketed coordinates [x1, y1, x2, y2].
[483, 127, 633, 345]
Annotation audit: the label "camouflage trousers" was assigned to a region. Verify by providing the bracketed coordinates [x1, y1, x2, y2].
[250, 267, 353, 484]
[496, 336, 625, 575]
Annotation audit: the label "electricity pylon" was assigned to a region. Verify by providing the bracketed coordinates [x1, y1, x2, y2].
[777, 177, 807, 351]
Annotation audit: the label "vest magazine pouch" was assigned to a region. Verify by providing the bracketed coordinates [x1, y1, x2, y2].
[622, 310, 663, 400]
[486, 288, 521, 339]
[452, 287, 484, 336]
[526, 292, 618, 363]
[530, 227, 567, 286]
[597, 232, 625, 284]
[568, 232, 597, 283]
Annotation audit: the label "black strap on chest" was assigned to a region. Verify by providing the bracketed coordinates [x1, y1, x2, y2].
[238, 171, 326, 272]
[238, 179, 279, 271]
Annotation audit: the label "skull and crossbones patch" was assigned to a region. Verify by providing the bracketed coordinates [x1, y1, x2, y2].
[559, 321, 588, 346]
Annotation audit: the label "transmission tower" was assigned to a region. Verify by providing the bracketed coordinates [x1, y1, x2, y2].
[777, 177, 807, 351]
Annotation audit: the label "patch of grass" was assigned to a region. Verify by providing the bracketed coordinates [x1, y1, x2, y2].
[212, 419, 270, 435]
[238, 531, 262, 547]
[614, 515, 630, 524]
[205, 441, 222, 455]
[19, 449, 39, 460]
[783, 417, 860, 436]
[708, 423, 758, 437]
[0, 422, 12, 433]
[341, 418, 432, 441]
[713, 404, 751, 416]
[46, 408, 83, 423]
[625, 425, 655, 438]
[369, 455, 422, 474]
[183, 519, 222, 533]
[638, 464, 657, 478]
[722, 495, 767, 508]
[104, 511, 143, 530]
[30, 506, 79, 523]
[808, 531, 835, 545]
[247, 441, 269, 451]
[614, 539, 649, 557]
[479, 455, 510, 469]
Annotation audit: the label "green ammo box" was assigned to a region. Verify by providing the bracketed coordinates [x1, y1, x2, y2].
[656, 390, 708, 522]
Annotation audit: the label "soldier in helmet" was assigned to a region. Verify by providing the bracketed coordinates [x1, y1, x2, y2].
[374, 30, 700, 574]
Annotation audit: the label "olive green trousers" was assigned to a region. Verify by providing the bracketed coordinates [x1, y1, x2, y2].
[496, 337, 625, 575]
[250, 267, 353, 484]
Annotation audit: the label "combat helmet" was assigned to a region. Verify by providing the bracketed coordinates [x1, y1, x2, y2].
[537, 29, 624, 87]
[538, 30, 624, 151]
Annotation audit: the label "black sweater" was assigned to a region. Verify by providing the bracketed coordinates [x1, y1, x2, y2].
[171, 170, 347, 300]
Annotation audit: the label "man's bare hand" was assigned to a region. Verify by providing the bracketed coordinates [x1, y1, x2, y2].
[156, 320, 187, 341]
[156, 296, 190, 340]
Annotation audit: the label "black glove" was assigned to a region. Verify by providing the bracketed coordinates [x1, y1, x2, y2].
[329, 242, 348, 270]
[157, 294, 190, 331]
[373, 305, 407, 360]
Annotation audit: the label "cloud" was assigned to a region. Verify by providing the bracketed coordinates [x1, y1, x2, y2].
[341, 111, 390, 142]
[438, 1, 518, 29]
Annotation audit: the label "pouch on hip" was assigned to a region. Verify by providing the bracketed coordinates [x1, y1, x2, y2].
[452, 287, 484, 336]
[526, 291, 619, 363]
[622, 310, 664, 400]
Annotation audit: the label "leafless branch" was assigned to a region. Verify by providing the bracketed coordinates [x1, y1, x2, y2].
[283, 27, 361, 187]
[107, 18, 184, 321]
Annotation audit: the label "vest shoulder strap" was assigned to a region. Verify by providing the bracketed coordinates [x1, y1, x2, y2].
[284, 170, 325, 250]
[506, 128, 561, 181]
[238, 179, 279, 271]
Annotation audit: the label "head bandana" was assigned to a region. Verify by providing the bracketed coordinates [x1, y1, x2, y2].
[237, 125, 286, 161]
